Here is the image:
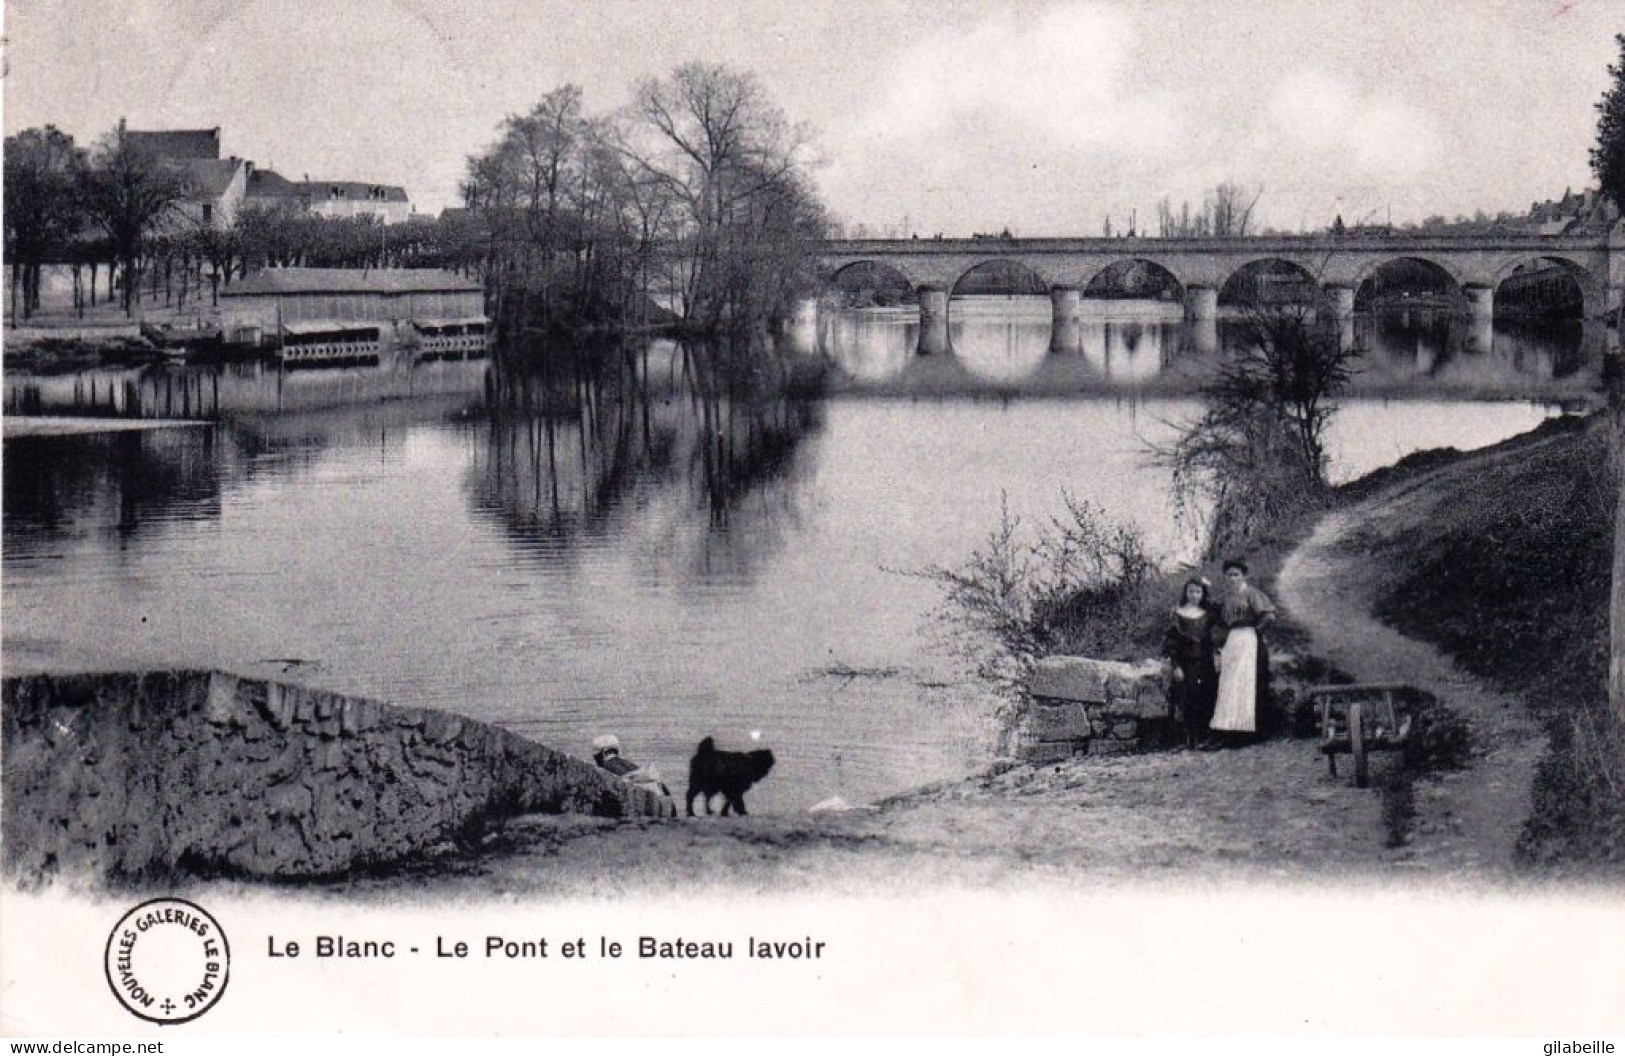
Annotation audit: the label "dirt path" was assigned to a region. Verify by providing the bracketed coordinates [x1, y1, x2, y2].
[309, 740, 1392, 900]
[1277, 444, 1556, 879]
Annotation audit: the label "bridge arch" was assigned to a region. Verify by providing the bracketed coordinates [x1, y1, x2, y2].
[1492, 254, 1595, 320]
[1079, 259, 1186, 303]
[1218, 258, 1324, 308]
[823, 260, 919, 307]
[949, 259, 1053, 296]
[1491, 253, 1594, 286]
[1353, 256, 1468, 312]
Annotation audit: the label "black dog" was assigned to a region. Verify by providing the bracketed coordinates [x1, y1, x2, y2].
[685, 736, 775, 817]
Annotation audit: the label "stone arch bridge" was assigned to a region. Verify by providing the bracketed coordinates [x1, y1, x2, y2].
[816, 234, 1623, 354]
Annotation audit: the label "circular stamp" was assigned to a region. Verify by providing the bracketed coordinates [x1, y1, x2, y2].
[104, 898, 231, 1024]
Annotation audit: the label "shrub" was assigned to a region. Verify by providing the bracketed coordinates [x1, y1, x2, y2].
[910, 493, 1162, 701]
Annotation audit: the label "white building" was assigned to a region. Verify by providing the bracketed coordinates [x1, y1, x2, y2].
[300, 181, 412, 225]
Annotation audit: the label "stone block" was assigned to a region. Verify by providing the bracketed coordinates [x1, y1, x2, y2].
[1030, 656, 1166, 706]
[1025, 700, 1093, 741]
[424, 712, 463, 745]
[292, 688, 317, 724]
[1028, 656, 1109, 703]
[1102, 691, 1171, 721]
[1088, 732, 1139, 756]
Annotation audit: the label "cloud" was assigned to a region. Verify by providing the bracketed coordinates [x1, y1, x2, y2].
[819, 2, 1187, 232]
[1265, 70, 1440, 182]
[850, 3, 1181, 155]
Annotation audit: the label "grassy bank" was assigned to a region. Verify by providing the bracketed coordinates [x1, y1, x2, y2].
[1346, 413, 1623, 868]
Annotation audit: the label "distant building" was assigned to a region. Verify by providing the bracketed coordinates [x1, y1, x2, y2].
[1526, 187, 1618, 235]
[121, 120, 247, 231]
[300, 180, 412, 224]
[117, 120, 416, 227]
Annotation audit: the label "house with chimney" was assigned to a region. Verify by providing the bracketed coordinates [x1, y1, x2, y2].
[120, 121, 415, 228]
[122, 121, 251, 231]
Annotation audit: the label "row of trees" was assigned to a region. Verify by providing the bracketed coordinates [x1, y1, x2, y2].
[3, 122, 496, 324]
[2, 123, 182, 319]
[459, 62, 828, 336]
[1153, 182, 1264, 239]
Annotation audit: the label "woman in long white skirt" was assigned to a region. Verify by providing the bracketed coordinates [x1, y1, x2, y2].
[1211, 558, 1276, 739]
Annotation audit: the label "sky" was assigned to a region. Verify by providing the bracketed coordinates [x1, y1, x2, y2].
[3, 0, 1620, 235]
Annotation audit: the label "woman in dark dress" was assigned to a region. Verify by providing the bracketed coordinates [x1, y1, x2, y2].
[1162, 577, 1219, 749]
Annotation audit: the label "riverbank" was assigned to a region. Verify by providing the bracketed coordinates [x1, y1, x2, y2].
[304, 411, 1610, 896]
[6, 410, 1614, 894]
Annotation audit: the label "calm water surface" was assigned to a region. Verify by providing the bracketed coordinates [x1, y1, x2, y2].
[2, 309, 1588, 810]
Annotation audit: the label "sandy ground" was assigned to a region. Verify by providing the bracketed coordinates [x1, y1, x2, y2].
[296, 742, 1393, 901]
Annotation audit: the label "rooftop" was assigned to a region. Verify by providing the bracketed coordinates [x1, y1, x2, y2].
[222, 268, 481, 297]
[126, 128, 221, 161]
[302, 181, 410, 203]
[178, 159, 245, 200]
[246, 168, 305, 199]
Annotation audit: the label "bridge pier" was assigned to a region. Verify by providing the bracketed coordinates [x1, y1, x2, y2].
[917, 285, 951, 356]
[1464, 284, 1495, 325]
[1049, 285, 1082, 354]
[1191, 315, 1219, 357]
[1185, 285, 1217, 323]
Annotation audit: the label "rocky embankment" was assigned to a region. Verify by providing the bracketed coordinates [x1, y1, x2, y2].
[1, 670, 668, 883]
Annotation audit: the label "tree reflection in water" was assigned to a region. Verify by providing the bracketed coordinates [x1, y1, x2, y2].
[471, 334, 825, 583]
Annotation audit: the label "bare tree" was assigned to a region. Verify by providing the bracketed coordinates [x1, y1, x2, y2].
[629, 62, 818, 327]
[462, 64, 824, 337]
[79, 126, 183, 315]
[4, 125, 85, 323]
[1154, 183, 1264, 238]
[180, 213, 242, 306]
[1159, 296, 1358, 558]
[1206, 182, 1263, 238]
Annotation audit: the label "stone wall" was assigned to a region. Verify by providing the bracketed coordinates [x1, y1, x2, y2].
[1013, 657, 1171, 763]
[2, 670, 668, 882]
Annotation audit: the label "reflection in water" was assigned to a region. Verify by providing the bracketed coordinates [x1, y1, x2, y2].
[949, 297, 1052, 382]
[471, 338, 824, 584]
[3, 428, 224, 543]
[820, 301, 1602, 398]
[3, 356, 489, 419]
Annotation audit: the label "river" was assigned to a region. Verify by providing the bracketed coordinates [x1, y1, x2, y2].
[0, 304, 1599, 811]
